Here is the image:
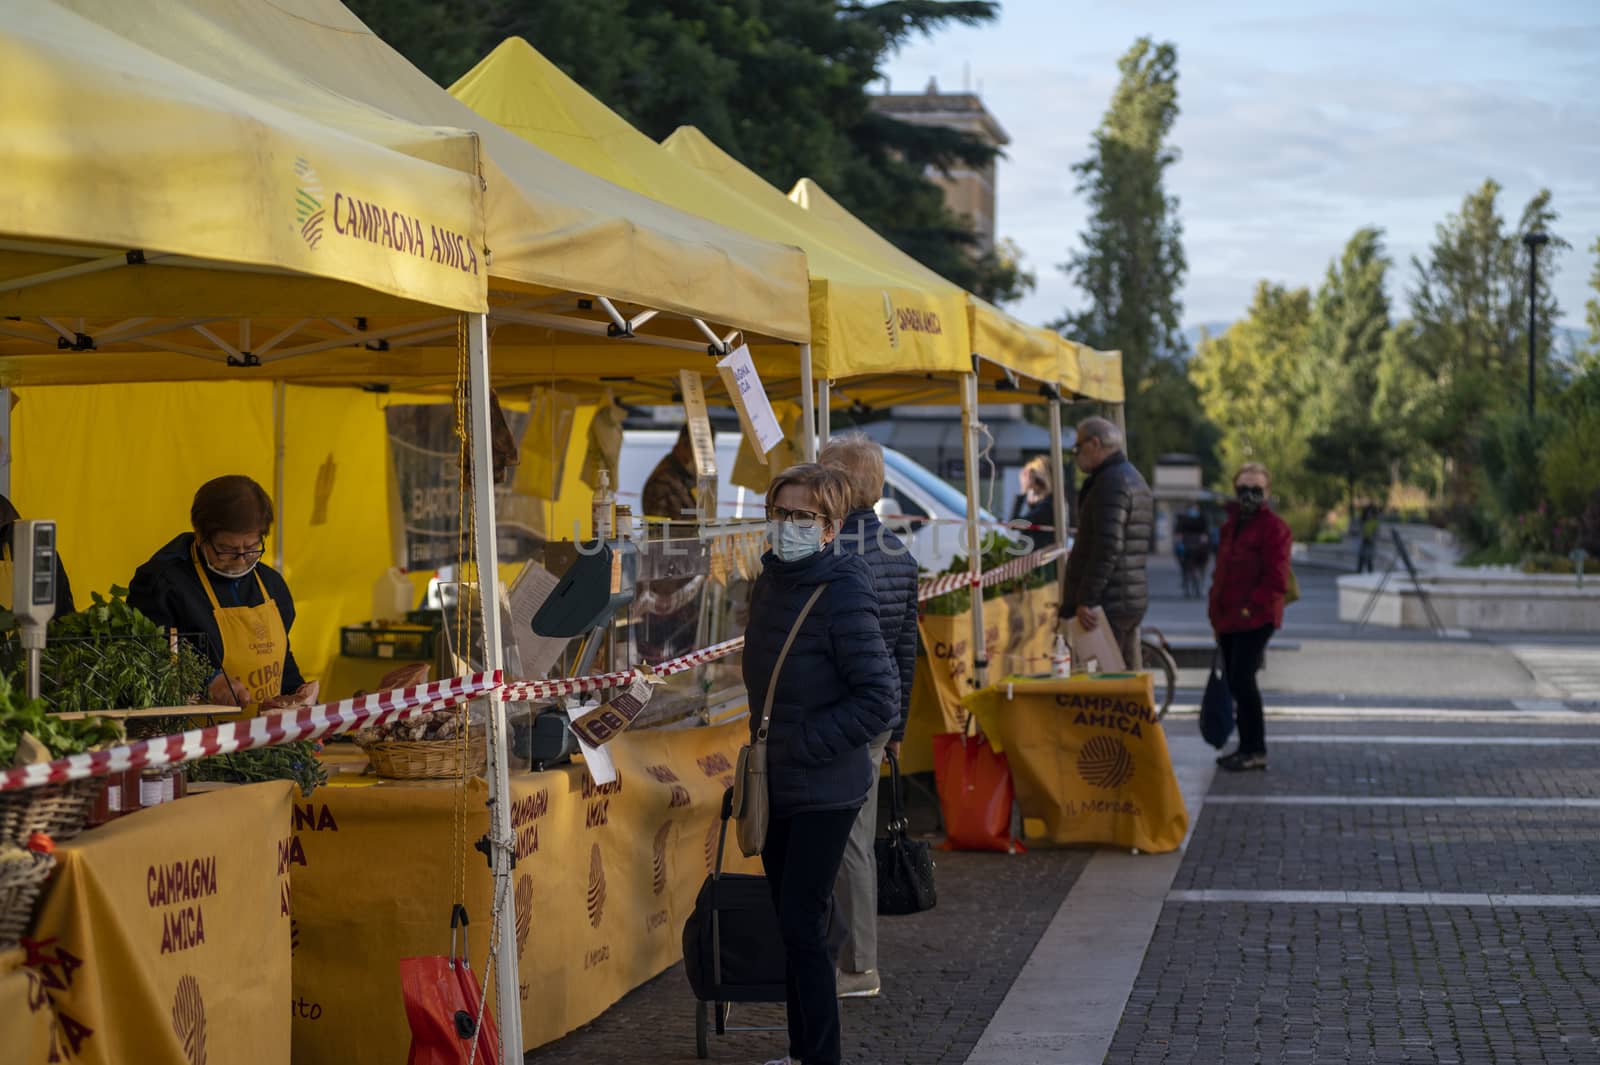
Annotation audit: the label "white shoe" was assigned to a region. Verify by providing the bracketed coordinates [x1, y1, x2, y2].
[836, 968, 881, 998]
[761, 1058, 798, 1065]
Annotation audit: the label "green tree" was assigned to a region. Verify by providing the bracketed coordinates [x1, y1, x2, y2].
[1191, 283, 1315, 504]
[1054, 38, 1205, 472]
[1398, 179, 1567, 505]
[1299, 227, 1396, 512]
[346, 0, 1026, 301]
[1582, 237, 1600, 371]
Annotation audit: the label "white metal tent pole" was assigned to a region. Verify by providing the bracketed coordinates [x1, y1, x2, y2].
[799, 343, 817, 461]
[960, 372, 988, 689]
[1047, 398, 1068, 586]
[817, 379, 831, 449]
[273, 381, 286, 572]
[465, 311, 523, 1062]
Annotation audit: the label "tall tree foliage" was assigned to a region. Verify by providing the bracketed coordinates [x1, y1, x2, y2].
[1191, 283, 1314, 503]
[1393, 179, 1566, 499]
[1055, 38, 1201, 472]
[1300, 228, 1396, 511]
[345, 0, 1030, 302]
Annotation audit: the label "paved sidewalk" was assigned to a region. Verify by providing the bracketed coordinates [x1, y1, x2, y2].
[1103, 718, 1600, 1064]
[523, 840, 1089, 1063]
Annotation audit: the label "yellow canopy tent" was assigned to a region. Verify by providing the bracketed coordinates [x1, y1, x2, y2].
[3, 0, 811, 389]
[0, 0, 491, 654]
[0, 0, 487, 376]
[786, 177, 1070, 395]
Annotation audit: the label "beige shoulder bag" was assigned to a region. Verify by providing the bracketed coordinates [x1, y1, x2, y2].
[732, 582, 828, 858]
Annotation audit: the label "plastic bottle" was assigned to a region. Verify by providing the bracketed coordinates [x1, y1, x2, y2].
[592, 468, 615, 541]
[1051, 634, 1071, 678]
[372, 567, 413, 623]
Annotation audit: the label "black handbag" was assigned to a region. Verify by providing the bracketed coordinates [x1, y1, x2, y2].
[875, 748, 937, 915]
[1199, 648, 1235, 749]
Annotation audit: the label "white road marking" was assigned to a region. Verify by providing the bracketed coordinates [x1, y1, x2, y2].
[1169, 889, 1600, 907]
[1204, 795, 1600, 808]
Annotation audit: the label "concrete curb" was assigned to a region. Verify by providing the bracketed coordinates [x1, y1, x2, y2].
[963, 730, 1216, 1065]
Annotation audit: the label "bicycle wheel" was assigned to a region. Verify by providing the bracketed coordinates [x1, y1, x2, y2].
[1140, 640, 1177, 720]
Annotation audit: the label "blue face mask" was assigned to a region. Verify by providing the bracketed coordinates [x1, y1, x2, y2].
[768, 520, 824, 562]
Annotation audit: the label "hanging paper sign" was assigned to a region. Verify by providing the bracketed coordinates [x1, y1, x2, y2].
[677, 371, 718, 479]
[715, 345, 784, 460]
[569, 672, 657, 748]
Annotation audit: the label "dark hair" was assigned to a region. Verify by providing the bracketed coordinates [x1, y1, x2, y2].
[191, 476, 274, 540]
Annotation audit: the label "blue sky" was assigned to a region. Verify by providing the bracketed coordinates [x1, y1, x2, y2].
[883, 0, 1600, 335]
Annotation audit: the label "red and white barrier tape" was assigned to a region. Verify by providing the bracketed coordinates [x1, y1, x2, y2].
[917, 546, 1064, 603]
[3, 550, 1064, 795]
[0, 673, 501, 793]
[497, 636, 747, 703]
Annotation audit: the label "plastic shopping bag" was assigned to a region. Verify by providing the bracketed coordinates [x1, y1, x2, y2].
[399, 905, 502, 1065]
[932, 723, 1024, 854]
[1199, 650, 1235, 749]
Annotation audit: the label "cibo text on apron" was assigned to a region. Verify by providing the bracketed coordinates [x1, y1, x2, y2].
[192, 544, 286, 716]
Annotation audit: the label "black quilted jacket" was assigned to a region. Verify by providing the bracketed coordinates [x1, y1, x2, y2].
[1059, 452, 1154, 630]
[836, 509, 919, 741]
[743, 547, 898, 816]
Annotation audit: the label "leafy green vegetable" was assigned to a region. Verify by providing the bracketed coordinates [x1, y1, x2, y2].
[922, 533, 1054, 616]
[186, 742, 327, 797]
[0, 671, 124, 765]
[6, 587, 212, 713]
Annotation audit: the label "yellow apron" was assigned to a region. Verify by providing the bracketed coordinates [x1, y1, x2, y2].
[192, 544, 288, 715]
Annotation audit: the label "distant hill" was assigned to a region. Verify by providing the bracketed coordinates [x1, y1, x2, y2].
[1175, 322, 1588, 361]
[1180, 321, 1232, 355]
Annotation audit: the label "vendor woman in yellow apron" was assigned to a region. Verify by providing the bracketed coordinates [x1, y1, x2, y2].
[128, 475, 317, 715]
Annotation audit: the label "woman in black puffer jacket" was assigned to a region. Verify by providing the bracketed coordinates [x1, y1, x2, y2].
[744, 463, 899, 1065]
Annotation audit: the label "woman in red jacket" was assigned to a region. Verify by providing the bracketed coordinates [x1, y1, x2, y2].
[1208, 462, 1293, 771]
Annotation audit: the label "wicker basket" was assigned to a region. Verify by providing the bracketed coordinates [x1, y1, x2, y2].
[360, 734, 487, 780]
[0, 847, 57, 949]
[0, 777, 104, 847]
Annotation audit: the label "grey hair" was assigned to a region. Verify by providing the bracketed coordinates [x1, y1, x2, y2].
[818, 432, 885, 511]
[1076, 416, 1123, 451]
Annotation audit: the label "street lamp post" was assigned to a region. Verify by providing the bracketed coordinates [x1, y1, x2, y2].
[1523, 230, 1550, 419]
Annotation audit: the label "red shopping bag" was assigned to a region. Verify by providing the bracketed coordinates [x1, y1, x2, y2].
[399, 905, 503, 1065]
[932, 722, 1024, 853]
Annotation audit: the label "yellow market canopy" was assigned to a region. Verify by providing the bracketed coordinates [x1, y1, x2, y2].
[661, 125, 973, 384]
[0, 0, 489, 385]
[0, 0, 811, 391]
[451, 42, 965, 385]
[786, 178, 1071, 394]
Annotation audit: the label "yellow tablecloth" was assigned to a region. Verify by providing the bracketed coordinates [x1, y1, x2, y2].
[290, 719, 760, 1065]
[963, 675, 1188, 853]
[23, 781, 295, 1065]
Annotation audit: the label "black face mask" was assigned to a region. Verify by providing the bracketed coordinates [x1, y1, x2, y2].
[1236, 485, 1265, 512]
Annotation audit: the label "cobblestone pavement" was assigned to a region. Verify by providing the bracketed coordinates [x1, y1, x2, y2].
[1107, 721, 1600, 1064]
[524, 844, 1090, 1064]
[1206, 741, 1600, 800]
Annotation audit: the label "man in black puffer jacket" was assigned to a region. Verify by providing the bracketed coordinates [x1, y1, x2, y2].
[821, 434, 920, 999]
[745, 464, 898, 1065]
[1059, 416, 1154, 669]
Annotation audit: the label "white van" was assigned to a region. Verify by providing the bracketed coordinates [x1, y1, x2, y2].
[615, 430, 1017, 573]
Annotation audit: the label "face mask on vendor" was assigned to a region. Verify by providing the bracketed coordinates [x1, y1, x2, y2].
[201, 532, 267, 579]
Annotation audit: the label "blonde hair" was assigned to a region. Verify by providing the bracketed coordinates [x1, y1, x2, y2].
[766, 463, 851, 527]
[819, 432, 885, 510]
[1022, 455, 1051, 493]
[1234, 462, 1271, 486]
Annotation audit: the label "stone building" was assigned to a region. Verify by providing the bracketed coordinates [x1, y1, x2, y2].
[869, 77, 1009, 252]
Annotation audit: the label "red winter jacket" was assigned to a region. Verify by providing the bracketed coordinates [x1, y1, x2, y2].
[1208, 502, 1293, 634]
